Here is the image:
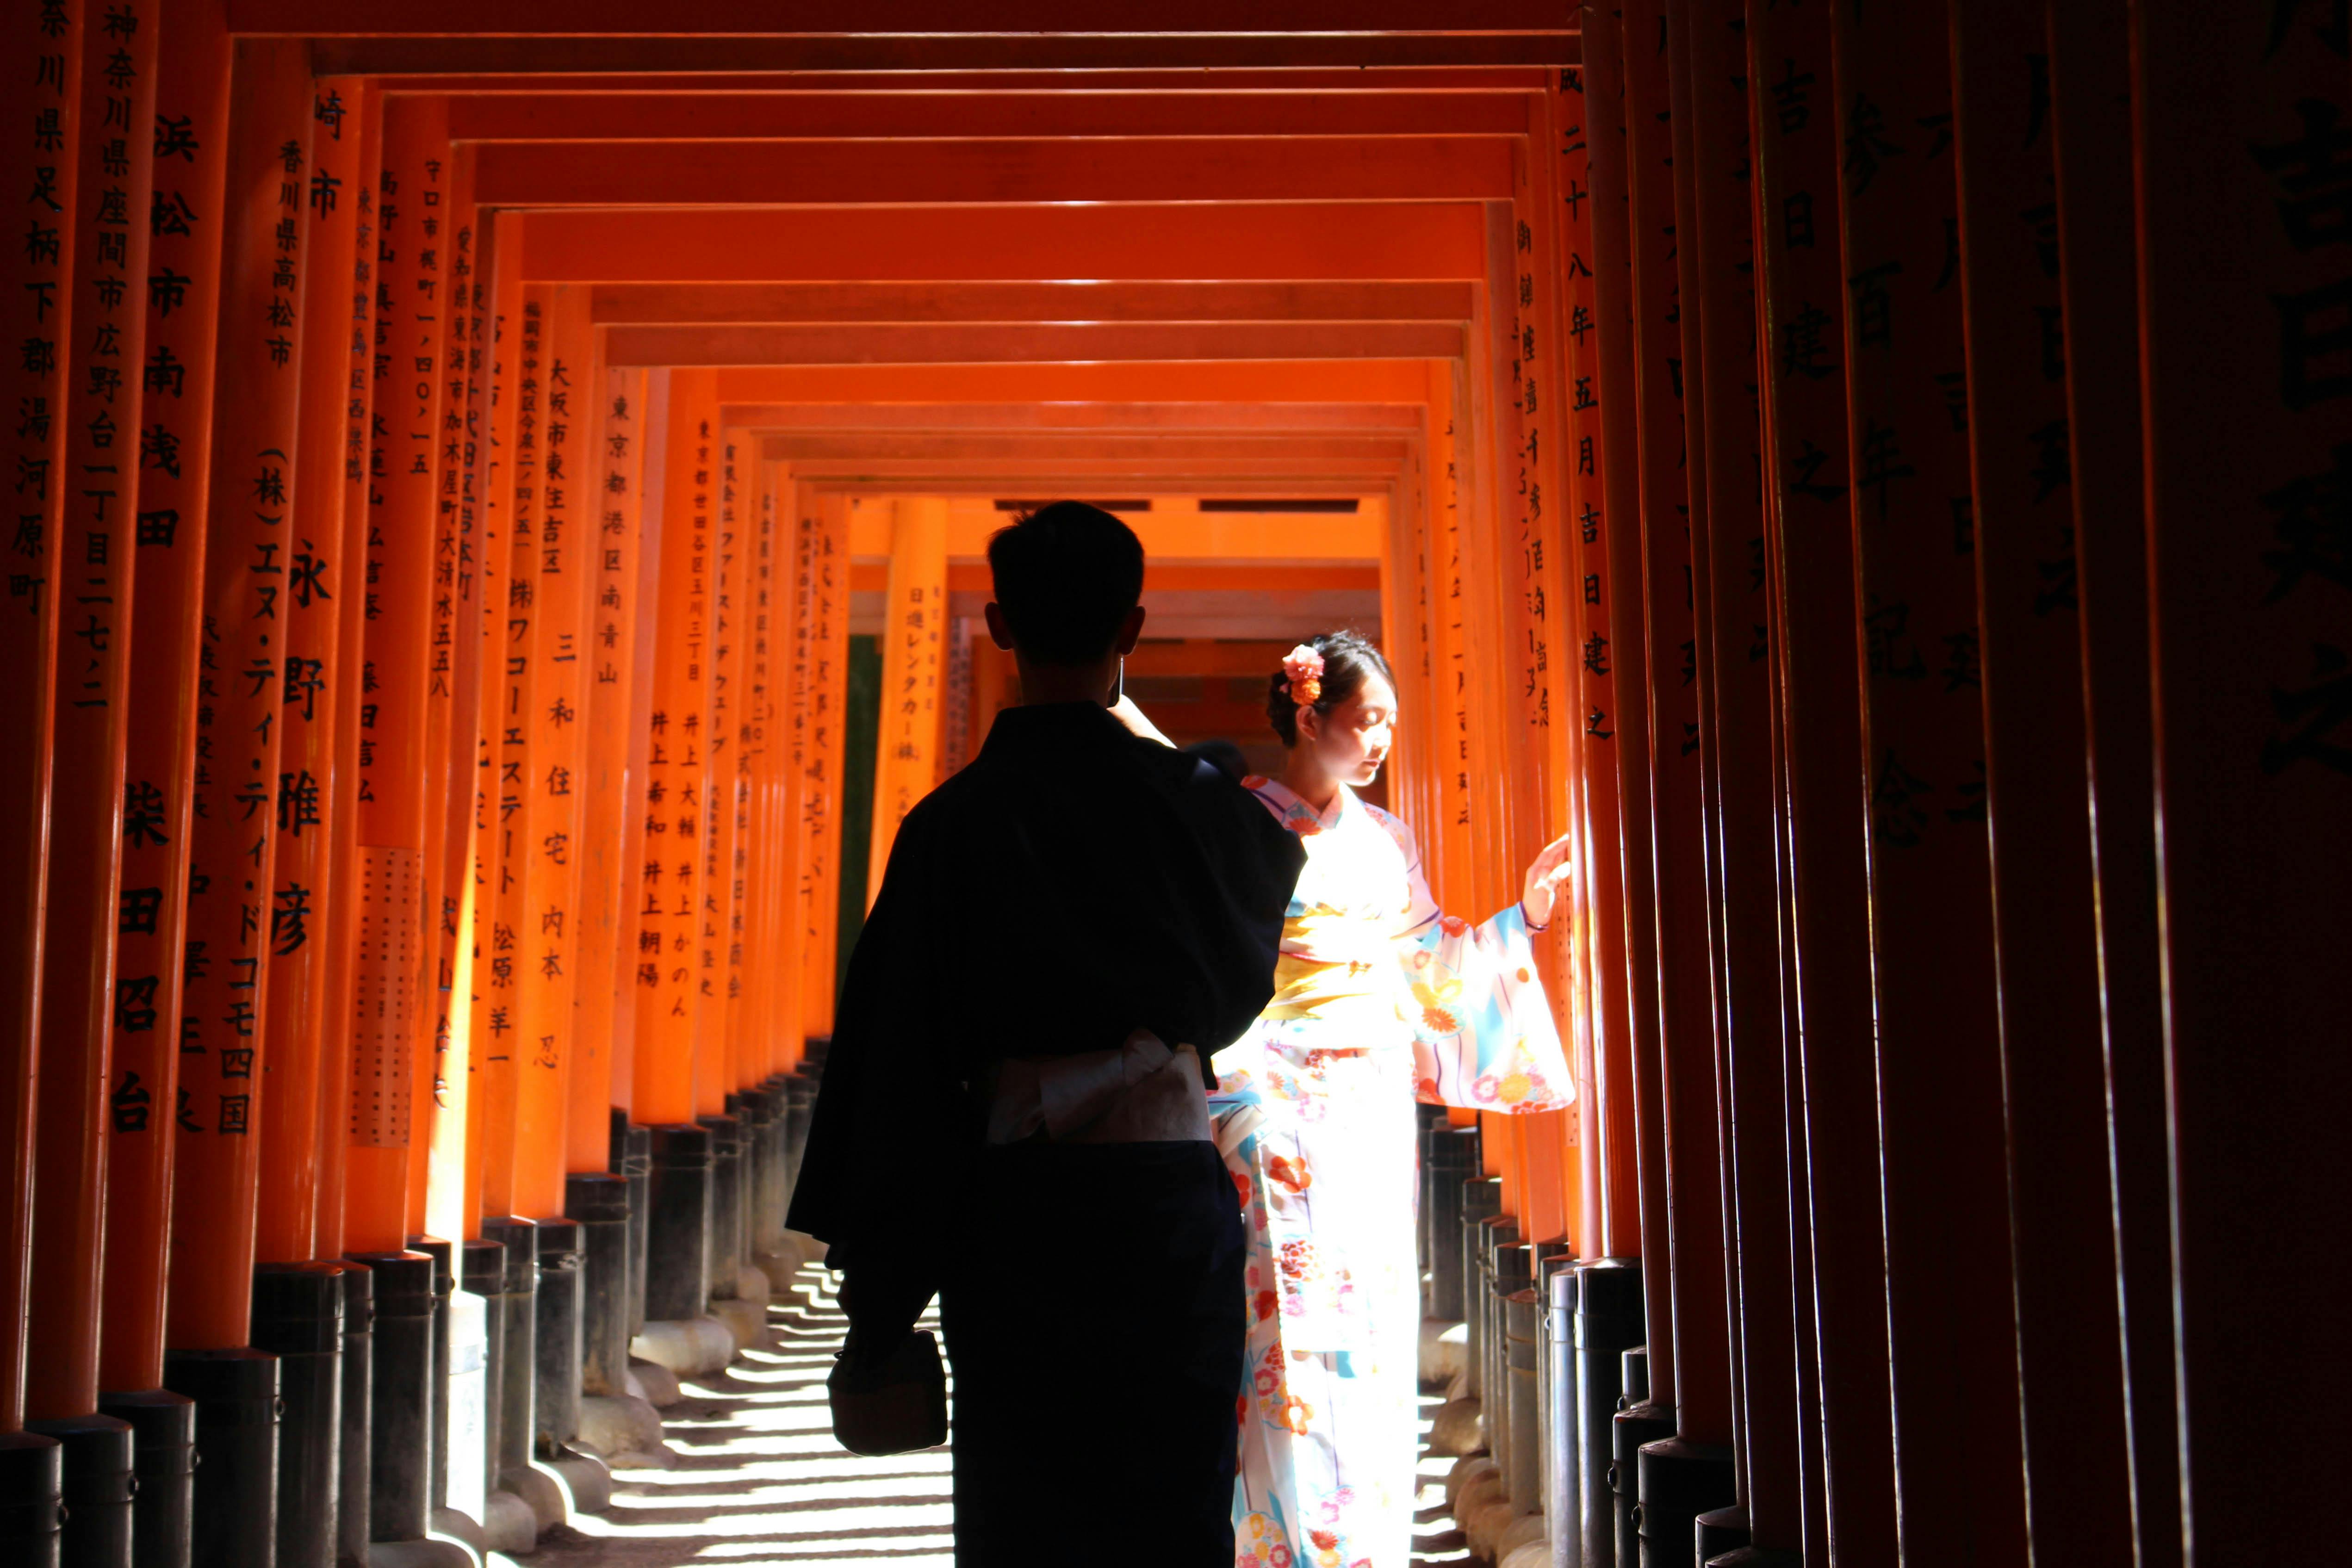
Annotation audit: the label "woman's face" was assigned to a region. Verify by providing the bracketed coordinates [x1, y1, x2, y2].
[1302, 669, 1398, 787]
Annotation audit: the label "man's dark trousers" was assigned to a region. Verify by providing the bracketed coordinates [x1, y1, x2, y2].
[940, 1139, 1245, 1565]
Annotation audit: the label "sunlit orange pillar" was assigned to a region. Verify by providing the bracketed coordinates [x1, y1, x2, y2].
[691, 434, 756, 1298]
[468, 213, 525, 1237]
[98, 3, 230, 1503]
[510, 281, 597, 1457]
[416, 143, 481, 1247]
[798, 490, 851, 1047]
[773, 473, 830, 1153]
[750, 463, 801, 1082]
[346, 93, 447, 1259]
[240, 67, 368, 1568]
[312, 76, 380, 1272]
[163, 36, 314, 1565]
[564, 341, 644, 1400]
[632, 366, 714, 1130]
[507, 282, 586, 1231]
[251, 72, 365, 1273]
[723, 450, 772, 1100]
[632, 366, 719, 1324]
[1418, 369, 1481, 929]
[573, 361, 649, 1159]
[697, 436, 747, 1116]
[865, 496, 946, 898]
[23, 9, 159, 1555]
[1521, 86, 1593, 1256]
[0, 0, 79, 1512]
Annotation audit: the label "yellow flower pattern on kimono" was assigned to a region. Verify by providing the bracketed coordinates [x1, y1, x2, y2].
[1210, 778, 1575, 1567]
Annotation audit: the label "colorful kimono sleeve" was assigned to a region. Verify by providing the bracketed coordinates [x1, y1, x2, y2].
[1380, 809, 1575, 1113]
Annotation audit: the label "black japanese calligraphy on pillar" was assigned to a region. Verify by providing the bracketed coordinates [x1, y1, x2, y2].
[177, 41, 312, 1165]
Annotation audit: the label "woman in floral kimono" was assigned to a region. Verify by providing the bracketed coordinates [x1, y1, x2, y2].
[1209, 631, 1575, 1568]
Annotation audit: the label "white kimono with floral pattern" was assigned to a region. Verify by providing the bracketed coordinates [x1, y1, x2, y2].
[1210, 778, 1571, 1568]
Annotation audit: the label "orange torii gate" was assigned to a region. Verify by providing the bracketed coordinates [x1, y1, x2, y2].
[0, 12, 2340, 1568]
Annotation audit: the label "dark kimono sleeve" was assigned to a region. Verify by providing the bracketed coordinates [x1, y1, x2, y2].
[784, 803, 976, 1345]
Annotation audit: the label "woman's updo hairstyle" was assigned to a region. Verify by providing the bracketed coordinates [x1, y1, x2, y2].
[1267, 629, 1392, 748]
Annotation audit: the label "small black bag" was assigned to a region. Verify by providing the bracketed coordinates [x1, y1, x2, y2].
[826, 1329, 949, 1456]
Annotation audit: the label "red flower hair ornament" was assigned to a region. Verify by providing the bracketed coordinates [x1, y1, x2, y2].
[1281, 644, 1326, 707]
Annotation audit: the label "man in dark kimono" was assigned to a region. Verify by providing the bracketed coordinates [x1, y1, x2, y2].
[788, 502, 1306, 1564]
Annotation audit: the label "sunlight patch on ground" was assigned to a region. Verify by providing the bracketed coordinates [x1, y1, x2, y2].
[547, 1268, 1474, 1566]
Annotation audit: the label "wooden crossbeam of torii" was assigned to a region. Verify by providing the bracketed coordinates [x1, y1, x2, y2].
[713, 361, 1444, 402]
[604, 323, 1465, 365]
[232, 0, 1575, 30]
[472, 136, 1515, 205]
[719, 403, 1426, 434]
[594, 282, 1476, 326]
[439, 89, 1542, 141]
[379, 66, 1562, 96]
[518, 205, 1490, 282]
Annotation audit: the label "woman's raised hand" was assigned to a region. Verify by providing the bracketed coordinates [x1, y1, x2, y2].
[1520, 830, 1576, 930]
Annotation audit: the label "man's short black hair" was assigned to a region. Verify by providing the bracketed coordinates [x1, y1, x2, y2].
[986, 501, 1146, 666]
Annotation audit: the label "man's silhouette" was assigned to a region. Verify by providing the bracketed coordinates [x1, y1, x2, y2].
[788, 502, 1305, 1564]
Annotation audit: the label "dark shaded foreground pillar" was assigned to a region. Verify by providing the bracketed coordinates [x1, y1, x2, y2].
[162, 1347, 276, 1567]
[1575, 1260, 1644, 1568]
[643, 1125, 713, 1325]
[0, 1428, 63, 1568]
[565, 1175, 633, 1398]
[1636, 1438, 1737, 1568]
[1614, 1376, 1672, 1568]
[335, 1265, 371, 1568]
[250, 1262, 346, 1568]
[23, 1412, 132, 1568]
[95, 1387, 194, 1568]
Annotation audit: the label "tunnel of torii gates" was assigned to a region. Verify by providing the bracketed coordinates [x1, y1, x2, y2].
[0, 4, 2341, 1568]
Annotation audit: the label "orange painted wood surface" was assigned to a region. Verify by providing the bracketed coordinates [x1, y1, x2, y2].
[474, 135, 1514, 206]
[471, 219, 529, 1224]
[508, 282, 597, 1220]
[98, 0, 231, 1397]
[445, 88, 1537, 145]
[521, 204, 1489, 285]
[27, 0, 159, 1420]
[0, 0, 79, 1434]
[165, 37, 313, 1351]
[631, 368, 719, 1128]
[866, 498, 948, 904]
[252, 72, 365, 1270]
[313, 79, 383, 1264]
[572, 361, 650, 1154]
[798, 492, 850, 1041]
[349, 95, 447, 1252]
[592, 281, 1475, 328]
